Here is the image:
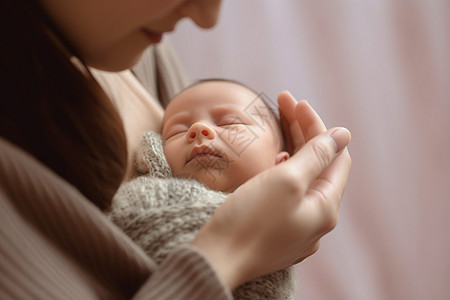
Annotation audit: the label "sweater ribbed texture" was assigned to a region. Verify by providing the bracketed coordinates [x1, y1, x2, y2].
[0, 136, 232, 299]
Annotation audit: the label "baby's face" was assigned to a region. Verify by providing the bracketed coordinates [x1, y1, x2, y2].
[162, 81, 287, 192]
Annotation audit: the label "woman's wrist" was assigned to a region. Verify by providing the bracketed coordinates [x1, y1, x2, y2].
[191, 220, 247, 291]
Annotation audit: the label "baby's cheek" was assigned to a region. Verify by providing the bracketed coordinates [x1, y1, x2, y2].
[167, 157, 180, 173]
[163, 146, 178, 170]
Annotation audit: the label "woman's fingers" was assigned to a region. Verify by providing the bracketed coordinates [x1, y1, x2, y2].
[295, 100, 327, 142]
[316, 147, 351, 208]
[286, 127, 351, 195]
[278, 91, 330, 154]
[303, 148, 352, 234]
[278, 91, 305, 154]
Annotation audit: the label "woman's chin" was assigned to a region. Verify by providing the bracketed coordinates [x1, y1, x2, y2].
[85, 52, 145, 72]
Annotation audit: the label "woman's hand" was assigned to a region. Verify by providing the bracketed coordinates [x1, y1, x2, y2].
[192, 91, 352, 290]
[278, 91, 327, 154]
[276, 91, 352, 261]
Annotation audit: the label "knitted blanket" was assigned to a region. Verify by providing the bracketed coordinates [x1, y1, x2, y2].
[108, 131, 295, 299]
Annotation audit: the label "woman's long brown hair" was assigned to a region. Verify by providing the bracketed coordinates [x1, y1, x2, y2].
[0, 0, 128, 210]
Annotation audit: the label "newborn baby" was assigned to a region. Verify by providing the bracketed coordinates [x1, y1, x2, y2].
[109, 79, 295, 299]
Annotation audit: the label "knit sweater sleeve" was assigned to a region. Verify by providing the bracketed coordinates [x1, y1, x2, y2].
[109, 132, 296, 299]
[132, 244, 232, 300]
[0, 137, 231, 300]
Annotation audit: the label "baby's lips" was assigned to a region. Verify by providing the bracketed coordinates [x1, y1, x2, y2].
[188, 145, 223, 163]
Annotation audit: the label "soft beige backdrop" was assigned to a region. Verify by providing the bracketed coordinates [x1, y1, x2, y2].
[168, 1, 450, 299]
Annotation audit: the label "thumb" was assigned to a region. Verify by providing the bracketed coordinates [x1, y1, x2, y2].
[288, 127, 351, 190]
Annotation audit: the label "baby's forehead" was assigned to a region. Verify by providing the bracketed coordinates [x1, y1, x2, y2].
[181, 81, 256, 101]
[166, 81, 258, 113]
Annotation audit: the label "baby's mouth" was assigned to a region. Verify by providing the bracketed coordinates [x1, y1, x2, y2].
[188, 145, 223, 163]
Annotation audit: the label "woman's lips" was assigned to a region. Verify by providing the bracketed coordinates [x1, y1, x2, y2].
[141, 28, 163, 43]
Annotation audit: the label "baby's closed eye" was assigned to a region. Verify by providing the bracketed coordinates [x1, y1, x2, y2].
[217, 116, 247, 126]
[164, 124, 189, 139]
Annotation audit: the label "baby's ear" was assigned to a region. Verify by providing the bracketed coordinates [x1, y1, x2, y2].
[275, 151, 290, 165]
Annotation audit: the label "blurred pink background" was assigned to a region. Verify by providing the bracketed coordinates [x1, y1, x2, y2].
[168, 1, 450, 299]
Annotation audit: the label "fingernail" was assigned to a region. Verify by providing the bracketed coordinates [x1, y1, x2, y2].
[329, 128, 351, 152]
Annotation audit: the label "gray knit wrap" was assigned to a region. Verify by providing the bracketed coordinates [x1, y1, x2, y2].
[109, 131, 295, 299]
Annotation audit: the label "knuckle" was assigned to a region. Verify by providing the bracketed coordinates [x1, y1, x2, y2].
[323, 213, 338, 233]
[319, 200, 338, 233]
[312, 140, 332, 170]
[309, 184, 339, 233]
[310, 241, 320, 255]
[278, 169, 305, 195]
[304, 242, 320, 261]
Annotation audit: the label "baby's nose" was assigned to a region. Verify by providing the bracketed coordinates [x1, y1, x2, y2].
[186, 122, 215, 143]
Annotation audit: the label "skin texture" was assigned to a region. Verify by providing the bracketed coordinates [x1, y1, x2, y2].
[162, 81, 289, 192]
[39, 0, 352, 291]
[39, 0, 222, 71]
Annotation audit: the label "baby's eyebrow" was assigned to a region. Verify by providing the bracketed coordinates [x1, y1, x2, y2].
[211, 104, 243, 112]
[211, 104, 247, 117]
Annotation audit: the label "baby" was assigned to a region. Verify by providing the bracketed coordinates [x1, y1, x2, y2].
[109, 79, 296, 299]
[162, 79, 290, 192]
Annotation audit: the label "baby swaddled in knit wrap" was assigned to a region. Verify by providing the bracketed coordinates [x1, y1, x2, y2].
[108, 131, 295, 299]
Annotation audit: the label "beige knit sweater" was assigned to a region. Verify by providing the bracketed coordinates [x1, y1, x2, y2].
[108, 131, 295, 299]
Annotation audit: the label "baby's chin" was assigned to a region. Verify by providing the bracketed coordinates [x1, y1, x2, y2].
[203, 181, 238, 194]
[215, 183, 238, 193]
[176, 170, 238, 193]
[194, 175, 238, 193]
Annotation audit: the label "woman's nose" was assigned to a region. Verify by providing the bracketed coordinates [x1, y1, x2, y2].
[178, 0, 222, 29]
[186, 122, 216, 143]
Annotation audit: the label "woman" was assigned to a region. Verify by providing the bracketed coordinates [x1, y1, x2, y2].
[0, 0, 351, 299]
